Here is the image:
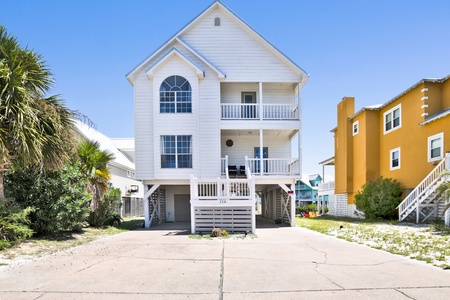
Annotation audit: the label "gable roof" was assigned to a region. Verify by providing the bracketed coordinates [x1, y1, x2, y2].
[126, 0, 308, 85]
[74, 120, 135, 171]
[146, 48, 205, 80]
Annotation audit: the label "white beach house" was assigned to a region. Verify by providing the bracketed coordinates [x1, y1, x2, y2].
[126, 1, 308, 233]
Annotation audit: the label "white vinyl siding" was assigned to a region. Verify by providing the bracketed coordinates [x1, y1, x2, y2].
[428, 133, 444, 162]
[221, 134, 291, 167]
[384, 104, 401, 134]
[181, 9, 301, 82]
[134, 72, 154, 180]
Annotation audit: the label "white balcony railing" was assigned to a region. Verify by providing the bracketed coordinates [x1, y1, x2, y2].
[318, 181, 335, 192]
[245, 157, 300, 176]
[191, 176, 254, 202]
[221, 104, 298, 120]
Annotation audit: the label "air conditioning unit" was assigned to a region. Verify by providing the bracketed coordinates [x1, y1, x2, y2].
[128, 185, 139, 193]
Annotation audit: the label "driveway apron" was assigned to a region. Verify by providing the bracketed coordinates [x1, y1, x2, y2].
[1, 225, 449, 300]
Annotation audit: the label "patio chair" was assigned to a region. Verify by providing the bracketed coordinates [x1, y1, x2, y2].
[228, 165, 237, 178]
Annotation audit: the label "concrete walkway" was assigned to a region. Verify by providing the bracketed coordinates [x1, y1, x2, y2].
[1, 224, 450, 299]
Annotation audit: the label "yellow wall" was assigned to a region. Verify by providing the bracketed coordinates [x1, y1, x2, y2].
[334, 76, 450, 205]
[334, 97, 354, 195]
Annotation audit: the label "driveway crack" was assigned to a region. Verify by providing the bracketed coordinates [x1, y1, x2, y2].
[219, 240, 225, 300]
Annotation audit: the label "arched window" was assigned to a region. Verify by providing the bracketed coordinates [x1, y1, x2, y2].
[160, 75, 192, 113]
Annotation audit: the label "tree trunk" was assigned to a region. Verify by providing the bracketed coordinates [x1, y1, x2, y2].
[0, 172, 4, 199]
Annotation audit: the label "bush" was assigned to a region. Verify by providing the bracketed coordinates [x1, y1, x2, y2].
[0, 198, 34, 249]
[355, 177, 403, 220]
[296, 203, 320, 214]
[4, 162, 91, 235]
[87, 187, 122, 227]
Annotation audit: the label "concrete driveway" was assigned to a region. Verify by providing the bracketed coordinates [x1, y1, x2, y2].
[1, 222, 450, 300]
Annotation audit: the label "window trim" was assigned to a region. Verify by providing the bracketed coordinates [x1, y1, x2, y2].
[352, 120, 359, 136]
[160, 135, 193, 169]
[383, 104, 402, 134]
[390, 147, 401, 170]
[159, 75, 192, 114]
[428, 132, 444, 162]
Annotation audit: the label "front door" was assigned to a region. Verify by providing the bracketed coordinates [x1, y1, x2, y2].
[241, 92, 256, 118]
[174, 194, 191, 222]
[254, 147, 268, 173]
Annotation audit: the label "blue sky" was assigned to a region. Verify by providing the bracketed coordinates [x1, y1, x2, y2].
[2, 0, 450, 176]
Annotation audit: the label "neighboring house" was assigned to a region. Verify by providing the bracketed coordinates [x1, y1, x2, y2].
[321, 75, 450, 225]
[126, 1, 308, 233]
[295, 174, 322, 206]
[74, 121, 144, 218]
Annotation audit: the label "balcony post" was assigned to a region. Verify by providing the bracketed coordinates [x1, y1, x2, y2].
[259, 82, 263, 120]
[260, 129, 263, 175]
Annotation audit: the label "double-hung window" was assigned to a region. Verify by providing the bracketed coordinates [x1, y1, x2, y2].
[160, 75, 192, 113]
[161, 135, 192, 168]
[384, 104, 401, 134]
[390, 147, 400, 170]
[352, 121, 359, 136]
[428, 133, 444, 162]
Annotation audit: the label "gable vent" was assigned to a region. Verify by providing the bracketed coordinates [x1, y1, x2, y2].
[214, 17, 221, 26]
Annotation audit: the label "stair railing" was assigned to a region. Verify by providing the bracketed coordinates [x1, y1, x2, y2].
[397, 153, 450, 222]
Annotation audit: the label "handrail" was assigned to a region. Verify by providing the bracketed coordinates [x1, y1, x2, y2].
[397, 153, 450, 221]
[245, 157, 299, 175]
[221, 103, 298, 120]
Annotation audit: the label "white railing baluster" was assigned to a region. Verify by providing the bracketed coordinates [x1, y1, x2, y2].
[221, 103, 298, 120]
[397, 153, 450, 221]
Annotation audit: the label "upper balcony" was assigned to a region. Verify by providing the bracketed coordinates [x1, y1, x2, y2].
[221, 103, 299, 120]
[220, 82, 300, 123]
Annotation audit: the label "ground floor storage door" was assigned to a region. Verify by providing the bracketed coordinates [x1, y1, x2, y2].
[174, 194, 191, 222]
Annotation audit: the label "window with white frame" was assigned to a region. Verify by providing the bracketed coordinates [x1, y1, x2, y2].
[161, 135, 192, 168]
[428, 133, 444, 162]
[160, 75, 192, 113]
[390, 147, 400, 170]
[352, 120, 359, 136]
[384, 104, 401, 134]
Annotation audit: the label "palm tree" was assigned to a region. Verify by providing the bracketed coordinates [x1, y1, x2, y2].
[0, 25, 75, 197]
[77, 140, 115, 211]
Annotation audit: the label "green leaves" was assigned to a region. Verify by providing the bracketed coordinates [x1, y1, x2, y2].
[3, 162, 91, 235]
[0, 25, 75, 175]
[355, 177, 403, 220]
[77, 140, 115, 211]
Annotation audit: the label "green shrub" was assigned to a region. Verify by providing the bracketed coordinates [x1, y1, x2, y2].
[296, 203, 321, 214]
[0, 198, 34, 249]
[87, 187, 122, 227]
[4, 162, 91, 235]
[355, 177, 403, 220]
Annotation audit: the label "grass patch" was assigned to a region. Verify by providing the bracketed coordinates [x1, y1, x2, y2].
[120, 217, 144, 231]
[296, 216, 450, 270]
[0, 217, 145, 264]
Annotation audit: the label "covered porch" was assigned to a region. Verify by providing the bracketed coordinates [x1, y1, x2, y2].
[220, 129, 301, 177]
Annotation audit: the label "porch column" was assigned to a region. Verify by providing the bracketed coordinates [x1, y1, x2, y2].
[260, 129, 263, 175]
[296, 84, 302, 175]
[259, 82, 263, 121]
[291, 180, 296, 226]
[144, 185, 150, 228]
[190, 175, 196, 234]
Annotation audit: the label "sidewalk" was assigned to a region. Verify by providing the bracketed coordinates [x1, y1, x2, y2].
[1, 225, 449, 299]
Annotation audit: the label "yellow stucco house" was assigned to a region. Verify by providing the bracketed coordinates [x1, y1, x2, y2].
[324, 75, 450, 224]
